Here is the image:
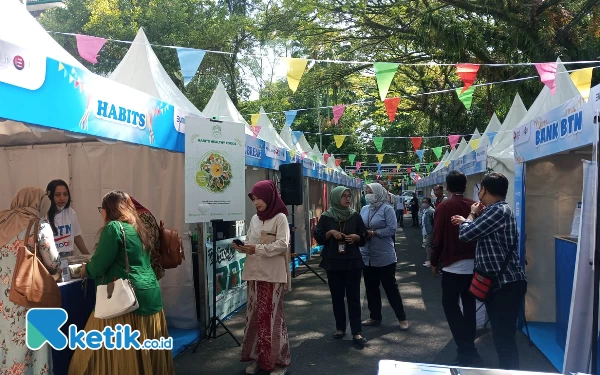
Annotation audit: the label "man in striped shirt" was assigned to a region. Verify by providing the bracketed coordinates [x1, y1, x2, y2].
[452, 172, 527, 370]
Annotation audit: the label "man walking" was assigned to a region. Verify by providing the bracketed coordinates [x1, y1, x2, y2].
[433, 184, 447, 208]
[421, 198, 434, 267]
[430, 171, 479, 366]
[395, 195, 405, 228]
[452, 173, 527, 370]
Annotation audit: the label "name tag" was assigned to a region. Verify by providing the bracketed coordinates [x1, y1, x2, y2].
[338, 242, 346, 254]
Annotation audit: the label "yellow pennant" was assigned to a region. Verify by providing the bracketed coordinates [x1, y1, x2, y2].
[376, 154, 385, 163]
[470, 139, 481, 151]
[363, 171, 368, 178]
[283, 58, 308, 93]
[290, 149, 296, 159]
[445, 160, 450, 167]
[251, 114, 260, 126]
[327, 168, 333, 174]
[333, 135, 346, 148]
[570, 68, 593, 102]
[58, 62, 65, 72]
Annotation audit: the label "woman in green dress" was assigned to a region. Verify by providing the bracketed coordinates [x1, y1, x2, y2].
[69, 191, 174, 375]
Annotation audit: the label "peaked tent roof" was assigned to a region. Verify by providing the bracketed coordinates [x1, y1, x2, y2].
[203, 81, 253, 137]
[479, 113, 502, 150]
[257, 108, 290, 149]
[460, 129, 481, 158]
[108, 28, 203, 128]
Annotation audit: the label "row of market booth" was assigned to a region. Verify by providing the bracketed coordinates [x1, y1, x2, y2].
[418, 60, 599, 374]
[0, 0, 365, 371]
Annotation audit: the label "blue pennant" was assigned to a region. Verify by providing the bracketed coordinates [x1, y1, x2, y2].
[291, 131, 302, 145]
[415, 149, 424, 161]
[176, 48, 206, 86]
[488, 131, 497, 145]
[285, 110, 298, 127]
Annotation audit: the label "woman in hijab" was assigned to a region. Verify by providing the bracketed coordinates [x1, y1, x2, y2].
[360, 183, 409, 331]
[314, 186, 368, 347]
[232, 180, 291, 375]
[0, 187, 61, 374]
[130, 197, 164, 280]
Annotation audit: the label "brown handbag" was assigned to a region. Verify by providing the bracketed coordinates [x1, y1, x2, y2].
[158, 220, 184, 269]
[9, 218, 62, 308]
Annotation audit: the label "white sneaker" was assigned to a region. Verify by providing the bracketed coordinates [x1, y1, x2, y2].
[245, 361, 260, 374]
[422, 261, 431, 267]
[270, 366, 288, 375]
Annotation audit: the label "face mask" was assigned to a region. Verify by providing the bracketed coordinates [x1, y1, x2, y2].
[421, 204, 429, 209]
[365, 194, 377, 205]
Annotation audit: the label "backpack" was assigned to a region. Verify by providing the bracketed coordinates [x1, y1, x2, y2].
[158, 220, 185, 269]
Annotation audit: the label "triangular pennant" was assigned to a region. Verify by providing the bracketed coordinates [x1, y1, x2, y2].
[487, 132, 497, 145]
[456, 86, 475, 110]
[74, 80, 80, 89]
[284, 110, 298, 127]
[415, 149, 424, 161]
[301, 152, 308, 159]
[75, 34, 107, 64]
[445, 161, 450, 167]
[470, 138, 481, 151]
[393, 168, 397, 174]
[363, 171, 368, 178]
[58, 62, 65, 72]
[290, 150, 297, 159]
[333, 105, 346, 125]
[349, 154, 357, 164]
[376, 154, 384, 163]
[373, 137, 384, 152]
[384, 97, 400, 122]
[407, 168, 412, 174]
[251, 126, 261, 139]
[69, 75, 74, 84]
[570, 68, 593, 102]
[335, 159, 341, 167]
[291, 131, 302, 145]
[312, 155, 319, 163]
[356, 161, 363, 170]
[455, 63, 480, 93]
[535, 62, 558, 94]
[283, 58, 308, 93]
[388, 175, 393, 181]
[376, 174, 380, 180]
[411, 137, 422, 152]
[175, 48, 206, 86]
[250, 114, 260, 126]
[373, 62, 400, 101]
[432, 146, 443, 160]
[324, 154, 331, 163]
[414, 164, 420, 171]
[333, 135, 346, 148]
[448, 135, 460, 150]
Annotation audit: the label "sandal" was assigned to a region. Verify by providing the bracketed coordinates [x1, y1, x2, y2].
[399, 320, 409, 331]
[333, 331, 345, 339]
[353, 335, 368, 347]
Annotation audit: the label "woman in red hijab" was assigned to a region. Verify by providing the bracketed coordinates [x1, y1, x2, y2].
[232, 180, 291, 375]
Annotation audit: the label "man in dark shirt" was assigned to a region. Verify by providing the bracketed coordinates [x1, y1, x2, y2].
[430, 171, 480, 366]
[433, 184, 448, 208]
[452, 173, 527, 370]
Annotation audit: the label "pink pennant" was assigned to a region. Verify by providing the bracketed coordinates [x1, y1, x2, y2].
[376, 174, 380, 179]
[448, 134, 460, 150]
[75, 34, 107, 64]
[535, 63, 557, 94]
[324, 154, 331, 163]
[455, 64, 480, 94]
[335, 159, 341, 166]
[251, 126, 261, 139]
[356, 161, 362, 170]
[407, 168, 412, 174]
[301, 152, 308, 159]
[410, 137, 422, 152]
[333, 105, 346, 125]
[388, 175, 392, 180]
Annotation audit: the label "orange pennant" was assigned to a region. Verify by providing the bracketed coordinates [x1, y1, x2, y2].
[455, 64, 480, 94]
[384, 97, 400, 122]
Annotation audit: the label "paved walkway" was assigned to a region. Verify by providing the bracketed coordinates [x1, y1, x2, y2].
[174, 215, 556, 375]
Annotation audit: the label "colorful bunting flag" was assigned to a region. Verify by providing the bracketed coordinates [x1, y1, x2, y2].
[432, 146, 443, 160]
[384, 97, 401, 122]
[376, 154, 384, 163]
[411, 137, 422, 152]
[487, 132, 497, 145]
[290, 150, 296, 159]
[448, 135, 460, 150]
[335, 159, 341, 167]
[373, 137, 384, 152]
[570, 68, 593, 101]
[324, 154, 331, 163]
[283, 58, 308, 93]
[455, 63, 480, 94]
[301, 152, 308, 159]
[535, 62, 557, 94]
[291, 131, 302, 145]
[250, 126, 261, 139]
[445, 161, 450, 167]
[58, 62, 65, 72]
[349, 154, 357, 164]
[75, 34, 107, 64]
[175, 47, 206, 86]
[415, 149, 424, 161]
[333, 105, 346, 125]
[456, 86, 475, 110]
[285, 110, 298, 127]
[356, 161, 362, 170]
[333, 135, 346, 148]
[251, 114, 260, 126]
[470, 138, 481, 151]
[415, 164, 420, 172]
[388, 175, 392, 181]
[373, 62, 400, 101]
[407, 168, 412, 174]
[363, 171, 368, 178]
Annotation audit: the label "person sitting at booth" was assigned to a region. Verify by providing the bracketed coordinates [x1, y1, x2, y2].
[451, 172, 527, 370]
[46, 179, 90, 255]
[0, 187, 61, 374]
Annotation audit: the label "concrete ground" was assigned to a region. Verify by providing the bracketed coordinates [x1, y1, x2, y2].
[174, 215, 557, 375]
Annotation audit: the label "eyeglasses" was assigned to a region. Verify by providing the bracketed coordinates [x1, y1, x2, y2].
[341, 194, 352, 199]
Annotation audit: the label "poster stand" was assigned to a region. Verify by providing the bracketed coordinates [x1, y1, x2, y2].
[290, 205, 326, 283]
[193, 219, 241, 352]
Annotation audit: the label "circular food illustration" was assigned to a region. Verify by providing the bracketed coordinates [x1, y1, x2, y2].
[195, 152, 232, 192]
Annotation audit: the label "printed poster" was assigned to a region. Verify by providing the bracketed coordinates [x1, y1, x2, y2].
[185, 117, 246, 223]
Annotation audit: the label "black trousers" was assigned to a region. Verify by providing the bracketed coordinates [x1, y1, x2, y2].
[441, 271, 478, 357]
[364, 263, 407, 321]
[395, 209, 404, 227]
[411, 210, 419, 225]
[485, 280, 527, 370]
[326, 269, 363, 335]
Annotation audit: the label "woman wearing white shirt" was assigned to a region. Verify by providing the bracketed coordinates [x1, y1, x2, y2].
[46, 179, 90, 255]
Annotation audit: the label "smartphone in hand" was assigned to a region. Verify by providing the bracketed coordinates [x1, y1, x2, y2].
[232, 239, 245, 247]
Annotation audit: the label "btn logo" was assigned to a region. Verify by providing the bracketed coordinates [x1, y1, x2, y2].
[13, 55, 25, 71]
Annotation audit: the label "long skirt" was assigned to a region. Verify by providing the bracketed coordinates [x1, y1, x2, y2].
[241, 280, 291, 371]
[68, 310, 175, 375]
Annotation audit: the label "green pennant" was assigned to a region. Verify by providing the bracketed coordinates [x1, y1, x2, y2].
[349, 154, 356, 164]
[427, 162, 434, 171]
[373, 62, 400, 101]
[432, 146, 443, 160]
[373, 137, 384, 152]
[456, 86, 475, 110]
[415, 163, 420, 171]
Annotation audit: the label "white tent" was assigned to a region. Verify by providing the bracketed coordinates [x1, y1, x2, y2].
[108, 28, 204, 133]
[202, 80, 254, 137]
[256, 108, 291, 150]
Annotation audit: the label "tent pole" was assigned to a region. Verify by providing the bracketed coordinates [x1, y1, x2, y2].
[592, 117, 600, 374]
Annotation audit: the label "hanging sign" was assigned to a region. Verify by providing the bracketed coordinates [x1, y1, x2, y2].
[185, 117, 246, 223]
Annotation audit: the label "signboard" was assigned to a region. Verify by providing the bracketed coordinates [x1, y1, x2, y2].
[185, 117, 246, 223]
[206, 236, 247, 320]
[0, 41, 185, 152]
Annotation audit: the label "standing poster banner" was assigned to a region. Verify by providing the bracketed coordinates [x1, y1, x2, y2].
[185, 117, 246, 223]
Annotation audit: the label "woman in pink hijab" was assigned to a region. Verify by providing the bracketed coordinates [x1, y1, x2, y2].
[232, 180, 291, 375]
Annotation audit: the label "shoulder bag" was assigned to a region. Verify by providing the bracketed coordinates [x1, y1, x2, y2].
[9, 218, 62, 308]
[94, 222, 139, 319]
[469, 248, 515, 302]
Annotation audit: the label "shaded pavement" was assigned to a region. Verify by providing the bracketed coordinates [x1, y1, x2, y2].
[174, 215, 556, 375]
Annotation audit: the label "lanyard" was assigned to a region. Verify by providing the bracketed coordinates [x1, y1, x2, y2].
[338, 221, 346, 234]
[367, 205, 383, 228]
